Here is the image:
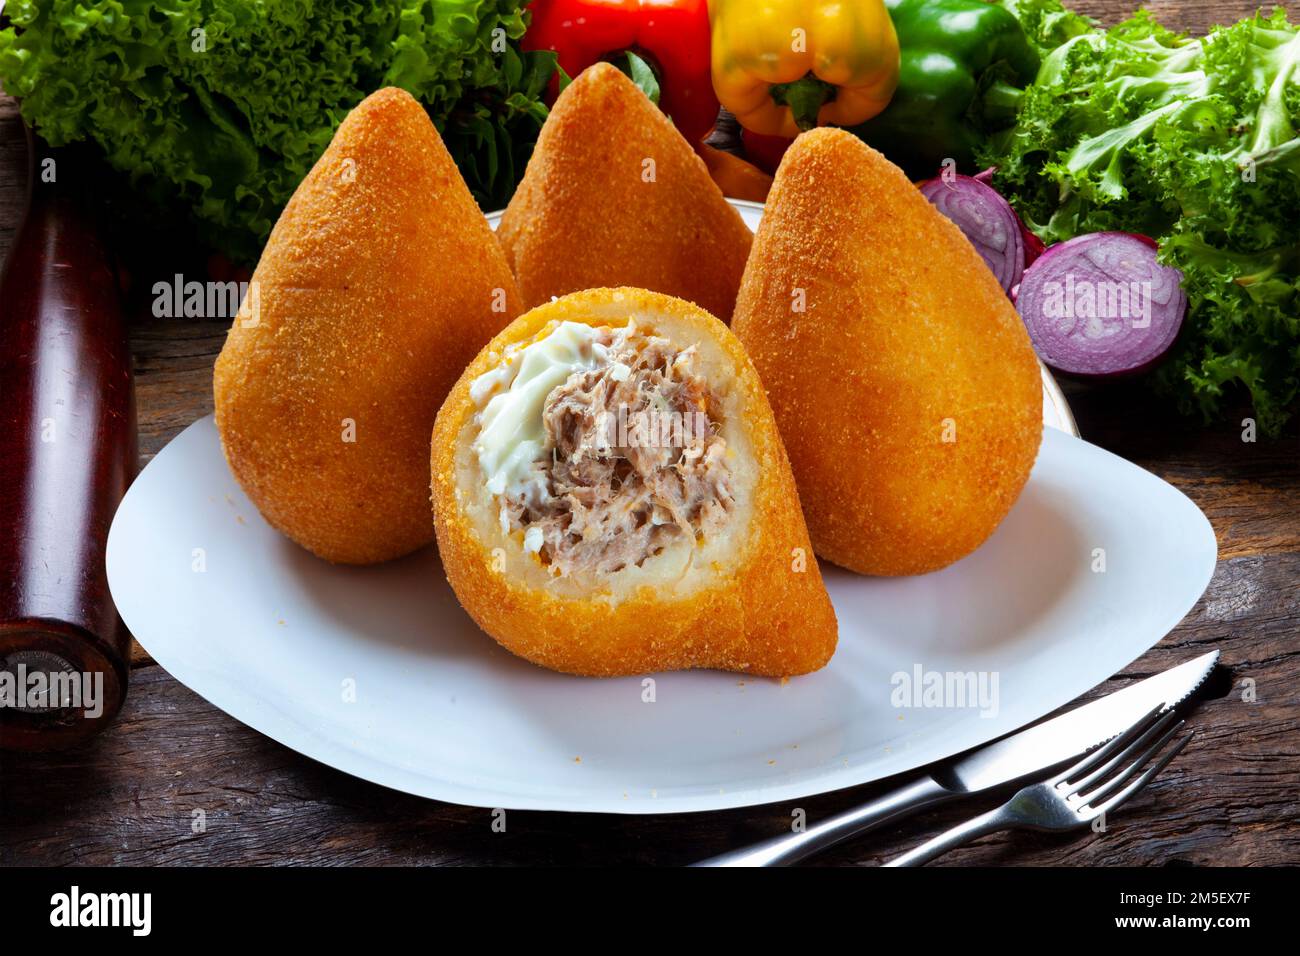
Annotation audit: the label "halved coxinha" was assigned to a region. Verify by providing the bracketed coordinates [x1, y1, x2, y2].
[431, 287, 838, 678]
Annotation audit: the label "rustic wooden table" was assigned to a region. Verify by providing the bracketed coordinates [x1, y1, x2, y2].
[1, 1, 1296, 866]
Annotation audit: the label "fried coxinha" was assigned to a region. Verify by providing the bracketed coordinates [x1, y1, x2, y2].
[498, 63, 754, 321]
[214, 88, 521, 564]
[431, 287, 837, 677]
[733, 128, 1043, 576]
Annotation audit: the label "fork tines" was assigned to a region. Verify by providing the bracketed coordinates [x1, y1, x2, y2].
[1055, 704, 1192, 819]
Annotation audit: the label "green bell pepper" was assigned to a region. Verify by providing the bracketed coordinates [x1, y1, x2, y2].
[850, 0, 1040, 177]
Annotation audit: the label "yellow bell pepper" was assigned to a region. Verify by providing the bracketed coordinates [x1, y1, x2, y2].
[709, 0, 900, 138]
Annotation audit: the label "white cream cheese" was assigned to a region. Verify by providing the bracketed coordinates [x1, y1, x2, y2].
[470, 321, 612, 502]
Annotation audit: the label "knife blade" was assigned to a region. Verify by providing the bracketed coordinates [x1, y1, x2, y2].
[695, 650, 1219, 866]
[940, 650, 1219, 792]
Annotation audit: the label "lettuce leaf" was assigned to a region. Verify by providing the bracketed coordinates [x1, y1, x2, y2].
[0, 0, 555, 261]
[983, 4, 1300, 435]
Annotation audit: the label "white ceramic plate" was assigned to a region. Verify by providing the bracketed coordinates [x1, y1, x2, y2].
[107, 417, 1214, 813]
[485, 200, 1080, 438]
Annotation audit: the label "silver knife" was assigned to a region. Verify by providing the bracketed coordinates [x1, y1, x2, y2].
[695, 650, 1219, 867]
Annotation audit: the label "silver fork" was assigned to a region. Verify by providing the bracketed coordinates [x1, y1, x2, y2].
[886, 705, 1192, 867]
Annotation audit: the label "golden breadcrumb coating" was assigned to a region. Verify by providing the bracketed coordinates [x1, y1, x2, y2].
[431, 287, 837, 677]
[733, 129, 1042, 576]
[214, 87, 521, 564]
[497, 63, 753, 321]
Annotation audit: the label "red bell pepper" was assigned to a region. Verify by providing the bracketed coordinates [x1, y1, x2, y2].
[523, 0, 719, 147]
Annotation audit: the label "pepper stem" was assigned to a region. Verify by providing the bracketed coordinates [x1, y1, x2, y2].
[980, 80, 1024, 127]
[769, 74, 837, 132]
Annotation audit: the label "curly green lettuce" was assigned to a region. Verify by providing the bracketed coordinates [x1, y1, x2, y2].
[983, 5, 1300, 435]
[0, 0, 555, 261]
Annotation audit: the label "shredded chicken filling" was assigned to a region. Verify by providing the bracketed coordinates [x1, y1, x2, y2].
[492, 324, 734, 577]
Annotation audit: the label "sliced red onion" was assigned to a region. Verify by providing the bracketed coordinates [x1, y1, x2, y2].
[1015, 232, 1187, 377]
[966, 166, 1043, 266]
[920, 174, 1025, 293]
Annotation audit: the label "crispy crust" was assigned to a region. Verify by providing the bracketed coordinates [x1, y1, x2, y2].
[733, 129, 1043, 576]
[431, 287, 837, 677]
[214, 88, 521, 564]
[497, 63, 753, 321]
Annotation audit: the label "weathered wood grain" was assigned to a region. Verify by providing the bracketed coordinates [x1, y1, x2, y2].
[0, 94, 25, 264]
[1081, 0, 1292, 33]
[0, 0, 1296, 866]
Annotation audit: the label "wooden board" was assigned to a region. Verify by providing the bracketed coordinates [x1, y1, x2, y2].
[0, 0, 1296, 866]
